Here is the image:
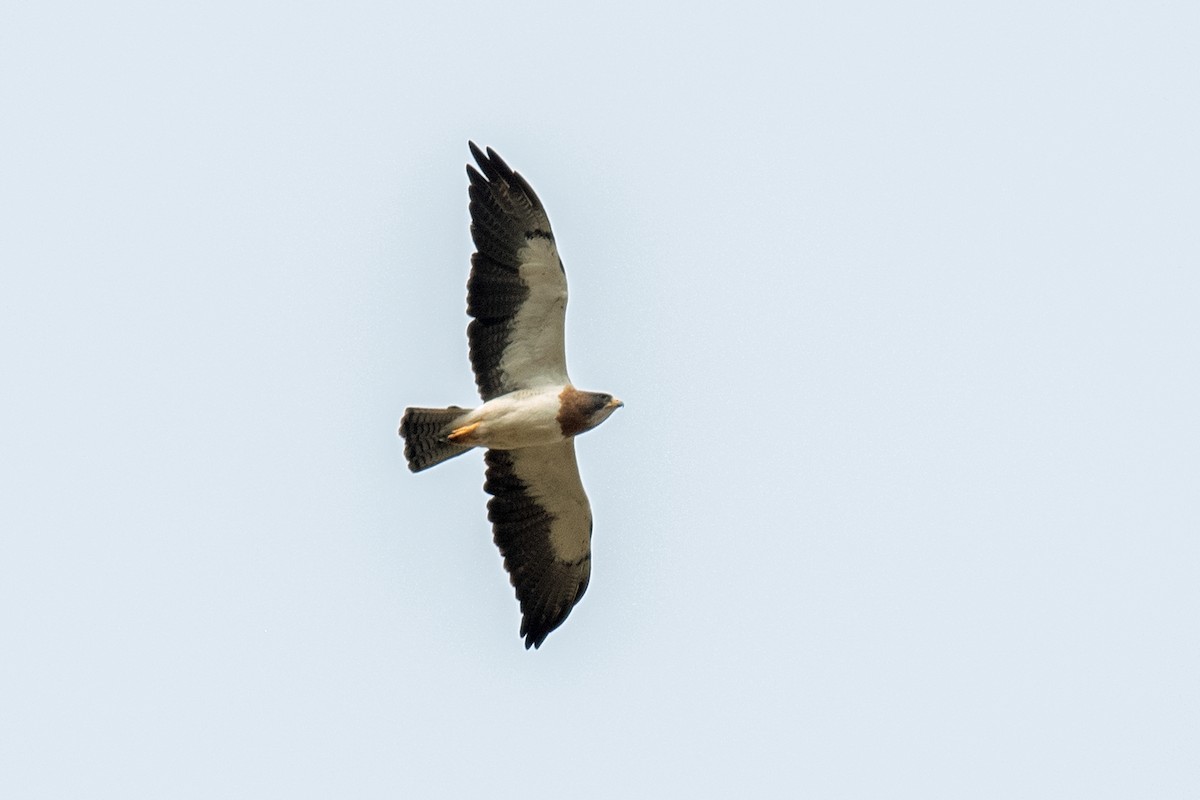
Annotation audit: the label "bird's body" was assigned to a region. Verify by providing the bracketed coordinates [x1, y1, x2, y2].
[453, 386, 571, 450]
[445, 385, 620, 450]
[399, 143, 622, 649]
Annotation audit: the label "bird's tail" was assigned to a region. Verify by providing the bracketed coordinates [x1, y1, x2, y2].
[399, 406, 475, 472]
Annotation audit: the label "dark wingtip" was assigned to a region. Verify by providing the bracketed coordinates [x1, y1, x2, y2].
[521, 618, 555, 650]
[468, 140, 486, 166]
[467, 142, 521, 184]
[466, 141, 485, 182]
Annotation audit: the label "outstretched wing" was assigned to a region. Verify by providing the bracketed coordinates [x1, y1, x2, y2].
[484, 442, 592, 649]
[466, 143, 570, 401]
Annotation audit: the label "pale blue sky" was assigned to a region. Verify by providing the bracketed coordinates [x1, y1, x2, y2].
[2, 1, 1198, 797]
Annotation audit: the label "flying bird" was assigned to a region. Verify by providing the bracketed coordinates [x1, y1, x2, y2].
[399, 143, 623, 649]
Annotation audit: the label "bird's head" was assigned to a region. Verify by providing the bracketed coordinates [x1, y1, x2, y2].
[585, 392, 624, 430]
[559, 388, 623, 437]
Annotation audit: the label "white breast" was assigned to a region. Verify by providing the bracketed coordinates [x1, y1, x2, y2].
[465, 386, 568, 450]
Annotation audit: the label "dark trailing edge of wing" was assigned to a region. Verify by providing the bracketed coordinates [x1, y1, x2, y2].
[484, 449, 591, 649]
[465, 260, 526, 401]
[465, 143, 557, 401]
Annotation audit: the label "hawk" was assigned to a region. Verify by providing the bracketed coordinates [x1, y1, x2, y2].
[399, 143, 623, 649]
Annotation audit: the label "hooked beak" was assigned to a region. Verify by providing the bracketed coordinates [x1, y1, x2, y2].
[607, 397, 624, 409]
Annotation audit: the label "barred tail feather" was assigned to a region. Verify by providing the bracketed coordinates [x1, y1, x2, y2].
[399, 406, 475, 472]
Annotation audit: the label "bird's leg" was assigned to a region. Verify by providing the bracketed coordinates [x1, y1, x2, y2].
[447, 421, 482, 444]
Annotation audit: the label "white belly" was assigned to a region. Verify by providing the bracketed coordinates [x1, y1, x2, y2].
[463, 386, 568, 450]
